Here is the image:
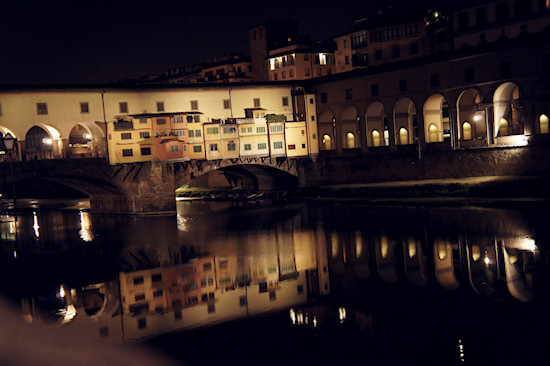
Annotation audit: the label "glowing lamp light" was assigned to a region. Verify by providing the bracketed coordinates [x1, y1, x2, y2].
[83, 133, 91, 140]
[473, 114, 483, 121]
[42, 137, 53, 145]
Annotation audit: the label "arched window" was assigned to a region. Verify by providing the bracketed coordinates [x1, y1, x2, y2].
[372, 130, 381, 147]
[322, 134, 332, 150]
[540, 114, 549, 134]
[499, 118, 509, 136]
[399, 128, 409, 145]
[463, 122, 472, 140]
[346, 132, 355, 149]
[428, 124, 438, 143]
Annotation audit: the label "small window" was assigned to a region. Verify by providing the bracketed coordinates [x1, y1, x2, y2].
[134, 293, 145, 301]
[156, 101, 165, 112]
[209, 143, 218, 151]
[137, 318, 147, 329]
[119, 102, 128, 113]
[195, 129, 202, 137]
[141, 147, 151, 155]
[223, 99, 231, 109]
[37, 103, 48, 115]
[256, 126, 266, 133]
[430, 74, 440, 87]
[465, 67, 475, 82]
[139, 118, 147, 124]
[227, 142, 236, 151]
[305, 68, 310, 76]
[288, 144, 296, 150]
[140, 132, 150, 139]
[253, 98, 261, 108]
[122, 149, 133, 157]
[194, 115, 201, 123]
[203, 262, 212, 271]
[170, 145, 179, 152]
[193, 145, 202, 153]
[121, 132, 132, 140]
[206, 127, 219, 134]
[399, 79, 408, 92]
[274, 141, 283, 149]
[174, 310, 182, 320]
[258, 142, 267, 150]
[346, 88, 353, 100]
[244, 144, 252, 151]
[239, 296, 247, 307]
[282, 97, 289, 106]
[80, 102, 89, 114]
[153, 289, 163, 298]
[156, 118, 166, 125]
[133, 276, 144, 285]
[190, 100, 199, 110]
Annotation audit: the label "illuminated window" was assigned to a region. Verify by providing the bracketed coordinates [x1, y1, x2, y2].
[80, 102, 89, 114]
[37, 103, 48, 115]
[463, 122, 472, 140]
[399, 128, 409, 145]
[539, 114, 549, 133]
[119, 102, 128, 113]
[322, 134, 332, 150]
[499, 118, 509, 136]
[372, 130, 381, 147]
[156, 101, 164, 112]
[346, 132, 355, 148]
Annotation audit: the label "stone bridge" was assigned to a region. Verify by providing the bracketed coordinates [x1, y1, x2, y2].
[2, 142, 550, 214]
[0, 157, 314, 214]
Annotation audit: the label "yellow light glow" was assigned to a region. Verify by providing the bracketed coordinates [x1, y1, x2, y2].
[474, 114, 483, 121]
[33, 211, 40, 238]
[407, 238, 417, 258]
[471, 245, 481, 261]
[339, 307, 346, 322]
[355, 231, 363, 258]
[381, 236, 390, 258]
[79, 211, 94, 242]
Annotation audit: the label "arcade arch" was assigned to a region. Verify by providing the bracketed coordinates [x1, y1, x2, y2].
[24, 125, 63, 160]
[493, 82, 523, 140]
[341, 106, 360, 149]
[366, 102, 388, 147]
[423, 94, 450, 143]
[540, 114, 549, 134]
[457, 89, 487, 144]
[318, 110, 336, 151]
[68, 122, 105, 158]
[393, 98, 416, 145]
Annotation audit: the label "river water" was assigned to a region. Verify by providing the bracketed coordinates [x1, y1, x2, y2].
[0, 199, 549, 365]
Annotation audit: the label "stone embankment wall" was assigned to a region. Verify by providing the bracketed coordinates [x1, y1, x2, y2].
[303, 144, 550, 186]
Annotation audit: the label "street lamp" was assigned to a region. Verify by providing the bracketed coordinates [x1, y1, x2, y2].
[1, 133, 17, 216]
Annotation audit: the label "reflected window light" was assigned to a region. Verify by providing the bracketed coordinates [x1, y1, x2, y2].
[407, 238, 417, 258]
[355, 231, 363, 258]
[33, 211, 40, 238]
[331, 233, 339, 258]
[60, 304, 77, 324]
[297, 312, 304, 325]
[484, 255, 491, 265]
[436, 241, 448, 260]
[313, 315, 318, 327]
[471, 245, 481, 261]
[339, 307, 347, 322]
[458, 339, 466, 362]
[381, 236, 390, 258]
[177, 215, 192, 232]
[290, 308, 296, 324]
[13, 250, 17, 259]
[79, 211, 94, 242]
[59, 285, 66, 298]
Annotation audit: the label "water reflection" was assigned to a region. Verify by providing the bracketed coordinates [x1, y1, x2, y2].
[1, 202, 549, 364]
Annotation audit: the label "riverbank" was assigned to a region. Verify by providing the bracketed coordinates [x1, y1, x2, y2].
[293, 175, 550, 207]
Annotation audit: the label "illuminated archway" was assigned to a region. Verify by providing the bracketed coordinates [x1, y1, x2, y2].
[423, 94, 449, 143]
[393, 98, 416, 145]
[399, 128, 409, 145]
[371, 130, 381, 147]
[24, 125, 62, 159]
[322, 134, 333, 150]
[366, 102, 388, 147]
[463, 122, 472, 140]
[457, 89, 485, 142]
[346, 132, 356, 149]
[493, 82, 523, 138]
[318, 111, 335, 151]
[539, 114, 549, 134]
[341, 106, 360, 149]
[499, 118, 509, 136]
[69, 124, 93, 158]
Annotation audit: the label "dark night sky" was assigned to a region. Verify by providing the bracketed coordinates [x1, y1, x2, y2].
[0, 0, 448, 85]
